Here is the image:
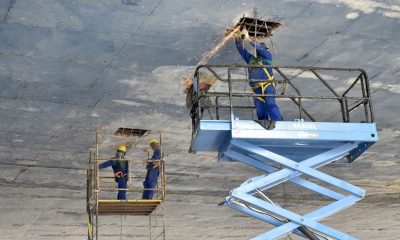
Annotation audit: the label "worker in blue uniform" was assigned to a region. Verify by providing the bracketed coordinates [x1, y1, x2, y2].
[235, 32, 281, 129]
[99, 144, 129, 200]
[142, 139, 161, 199]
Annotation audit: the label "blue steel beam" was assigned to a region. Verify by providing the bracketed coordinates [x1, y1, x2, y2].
[224, 149, 345, 200]
[230, 140, 364, 197]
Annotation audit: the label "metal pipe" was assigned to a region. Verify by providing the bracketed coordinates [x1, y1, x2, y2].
[360, 72, 373, 122]
[310, 70, 341, 98]
[348, 100, 367, 113]
[273, 68, 302, 95]
[227, 67, 234, 119]
[215, 96, 220, 120]
[339, 99, 347, 122]
[362, 71, 375, 122]
[204, 92, 369, 100]
[342, 74, 361, 96]
[288, 97, 314, 121]
[95, 189, 98, 240]
[198, 64, 364, 73]
[94, 158, 160, 162]
[344, 98, 350, 122]
[195, 65, 226, 82]
[161, 201, 166, 239]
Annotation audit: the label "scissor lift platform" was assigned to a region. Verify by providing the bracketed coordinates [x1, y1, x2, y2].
[188, 64, 378, 239]
[192, 120, 377, 162]
[191, 119, 378, 239]
[98, 199, 163, 216]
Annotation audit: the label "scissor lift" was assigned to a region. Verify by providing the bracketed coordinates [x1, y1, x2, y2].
[189, 65, 378, 239]
[87, 129, 166, 240]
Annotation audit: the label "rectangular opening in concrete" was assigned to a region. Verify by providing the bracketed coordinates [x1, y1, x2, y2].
[114, 128, 149, 137]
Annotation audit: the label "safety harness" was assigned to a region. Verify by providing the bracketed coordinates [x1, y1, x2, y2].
[112, 160, 128, 179]
[250, 58, 276, 103]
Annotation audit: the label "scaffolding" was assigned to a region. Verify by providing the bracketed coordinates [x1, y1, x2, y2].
[87, 129, 166, 240]
[189, 64, 378, 239]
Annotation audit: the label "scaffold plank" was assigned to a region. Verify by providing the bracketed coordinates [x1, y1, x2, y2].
[98, 199, 162, 216]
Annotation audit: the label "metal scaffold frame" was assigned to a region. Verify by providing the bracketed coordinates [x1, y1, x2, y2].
[87, 129, 166, 240]
[189, 65, 378, 239]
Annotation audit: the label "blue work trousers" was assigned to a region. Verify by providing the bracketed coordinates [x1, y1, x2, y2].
[142, 167, 160, 199]
[116, 177, 127, 200]
[253, 84, 281, 120]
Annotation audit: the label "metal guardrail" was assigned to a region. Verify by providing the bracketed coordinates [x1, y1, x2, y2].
[189, 64, 374, 133]
[92, 158, 166, 199]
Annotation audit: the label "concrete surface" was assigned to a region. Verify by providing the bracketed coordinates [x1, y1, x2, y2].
[0, 0, 399, 239]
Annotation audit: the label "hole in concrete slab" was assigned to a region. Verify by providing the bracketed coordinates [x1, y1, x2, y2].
[114, 128, 149, 137]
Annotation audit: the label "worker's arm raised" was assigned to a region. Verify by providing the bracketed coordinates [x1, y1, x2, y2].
[250, 41, 272, 62]
[235, 38, 252, 64]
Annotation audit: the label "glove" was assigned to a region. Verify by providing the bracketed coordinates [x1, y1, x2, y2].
[233, 29, 242, 39]
[240, 28, 249, 40]
[152, 161, 160, 169]
[114, 171, 125, 178]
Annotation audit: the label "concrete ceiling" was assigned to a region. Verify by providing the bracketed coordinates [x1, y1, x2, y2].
[0, 0, 399, 239]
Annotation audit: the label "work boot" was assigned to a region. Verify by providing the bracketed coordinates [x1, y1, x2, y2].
[261, 120, 270, 129]
[267, 121, 276, 130]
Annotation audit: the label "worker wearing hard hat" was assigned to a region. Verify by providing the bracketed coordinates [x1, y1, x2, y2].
[142, 139, 161, 199]
[99, 144, 129, 200]
[234, 29, 282, 130]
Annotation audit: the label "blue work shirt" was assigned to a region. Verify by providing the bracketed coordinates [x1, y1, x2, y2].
[146, 148, 161, 169]
[99, 157, 129, 177]
[235, 39, 274, 87]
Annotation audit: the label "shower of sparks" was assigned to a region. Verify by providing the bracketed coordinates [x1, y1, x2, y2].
[197, 25, 241, 66]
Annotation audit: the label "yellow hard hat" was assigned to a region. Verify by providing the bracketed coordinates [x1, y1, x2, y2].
[149, 139, 159, 145]
[117, 144, 127, 152]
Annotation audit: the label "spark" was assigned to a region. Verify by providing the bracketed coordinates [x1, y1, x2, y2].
[197, 25, 241, 66]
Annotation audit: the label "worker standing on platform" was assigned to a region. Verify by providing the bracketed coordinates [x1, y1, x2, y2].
[142, 139, 161, 199]
[234, 30, 282, 130]
[99, 144, 129, 200]
[184, 75, 215, 134]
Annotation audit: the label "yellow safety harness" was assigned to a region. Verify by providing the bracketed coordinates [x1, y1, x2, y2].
[251, 67, 276, 103]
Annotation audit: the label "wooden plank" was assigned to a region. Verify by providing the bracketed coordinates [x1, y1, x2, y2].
[97, 200, 161, 216]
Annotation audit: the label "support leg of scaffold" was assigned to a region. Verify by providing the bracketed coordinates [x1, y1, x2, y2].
[95, 199, 99, 240]
[149, 214, 152, 240]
